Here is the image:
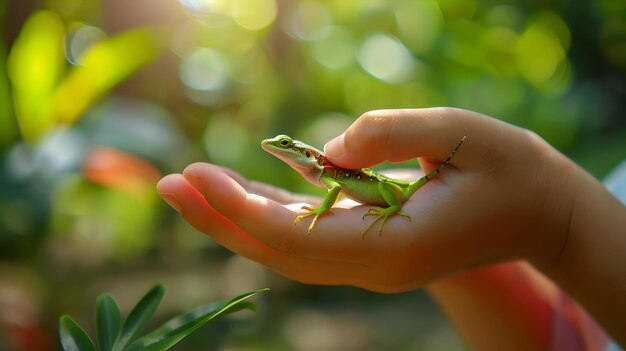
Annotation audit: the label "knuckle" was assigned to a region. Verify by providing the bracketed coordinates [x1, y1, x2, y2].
[349, 110, 395, 150]
[432, 106, 458, 115]
[358, 110, 394, 128]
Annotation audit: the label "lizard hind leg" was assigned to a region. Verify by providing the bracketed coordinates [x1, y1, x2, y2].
[294, 205, 334, 235]
[361, 182, 411, 238]
[362, 205, 411, 238]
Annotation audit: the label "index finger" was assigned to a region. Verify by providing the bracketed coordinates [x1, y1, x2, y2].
[323, 107, 531, 170]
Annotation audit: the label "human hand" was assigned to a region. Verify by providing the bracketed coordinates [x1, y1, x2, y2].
[157, 108, 576, 293]
[158, 165, 433, 292]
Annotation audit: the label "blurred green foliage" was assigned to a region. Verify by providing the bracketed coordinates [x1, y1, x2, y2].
[59, 285, 267, 351]
[0, 0, 625, 350]
[7, 10, 160, 142]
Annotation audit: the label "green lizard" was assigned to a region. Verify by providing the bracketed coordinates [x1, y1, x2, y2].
[261, 134, 466, 237]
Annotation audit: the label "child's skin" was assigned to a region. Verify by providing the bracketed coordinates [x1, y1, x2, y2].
[157, 108, 626, 349]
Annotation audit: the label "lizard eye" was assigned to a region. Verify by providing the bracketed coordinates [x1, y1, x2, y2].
[280, 139, 290, 146]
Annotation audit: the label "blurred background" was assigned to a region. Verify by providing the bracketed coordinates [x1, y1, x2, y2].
[0, 0, 625, 350]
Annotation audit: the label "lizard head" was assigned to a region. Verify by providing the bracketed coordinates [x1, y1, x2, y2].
[261, 134, 295, 151]
[261, 134, 325, 186]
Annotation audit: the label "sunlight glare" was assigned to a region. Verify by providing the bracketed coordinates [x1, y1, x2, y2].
[230, 0, 277, 31]
[358, 33, 414, 84]
[284, 1, 332, 41]
[66, 24, 106, 65]
[180, 47, 227, 91]
[311, 26, 354, 69]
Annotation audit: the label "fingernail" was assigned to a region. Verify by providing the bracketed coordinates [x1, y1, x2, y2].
[160, 193, 183, 213]
[324, 133, 345, 160]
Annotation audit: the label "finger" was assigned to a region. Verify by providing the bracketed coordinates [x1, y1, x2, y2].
[182, 163, 395, 264]
[323, 107, 525, 170]
[218, 166, 322, 205]
[378, 168, 422, 180]
[244, 180, 323, 206]
[156, 174, 376, 285]
[157, 173, 272, 259]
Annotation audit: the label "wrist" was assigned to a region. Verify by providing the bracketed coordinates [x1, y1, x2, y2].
[516, 132, 579, 269]
[426, 261, 556, 351]
[541, 166, 626, 344]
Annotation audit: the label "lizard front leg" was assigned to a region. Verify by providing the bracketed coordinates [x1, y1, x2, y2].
[362, 182, 410, 237]
[294, 183, 341, 234]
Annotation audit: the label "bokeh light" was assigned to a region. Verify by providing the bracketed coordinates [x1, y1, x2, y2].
[484, 5, 524, 30]
[180, 47, 228, 92]
[178, 0, 215, 13]
[285, 1, 332, 41]
[394, 0, 442, 54]
[65, 24, 105, 65]
[203, 115, 250, 166]
[516, 13, 569, 86]
[358, 33, 415, 84]
[311, 26, 355, 69]
[230, 0, 277, 31]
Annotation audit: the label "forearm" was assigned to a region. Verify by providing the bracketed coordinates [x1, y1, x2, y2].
[427, 262, 608, 351]
[543, 165, 626, 346]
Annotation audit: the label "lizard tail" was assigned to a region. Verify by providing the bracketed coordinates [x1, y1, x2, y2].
[407, 136, 467, 194]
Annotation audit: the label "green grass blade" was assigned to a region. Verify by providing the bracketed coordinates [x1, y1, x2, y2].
[96, 293, 121, 351]
[127, 288, 268, 351]
[112, 284, 165, 351]
[59, 315, 97, 351]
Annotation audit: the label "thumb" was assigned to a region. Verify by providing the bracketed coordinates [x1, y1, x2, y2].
[324, 108, 479, 169]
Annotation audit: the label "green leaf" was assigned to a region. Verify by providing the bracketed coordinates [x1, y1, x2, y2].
[112, 284, 165, 351]
[126, 288, 269, 351]
[49, 28, 161, 125]
[59, 315, 97, 351]
[6, 10, 65, 142]
[96, 293, 121, 351]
